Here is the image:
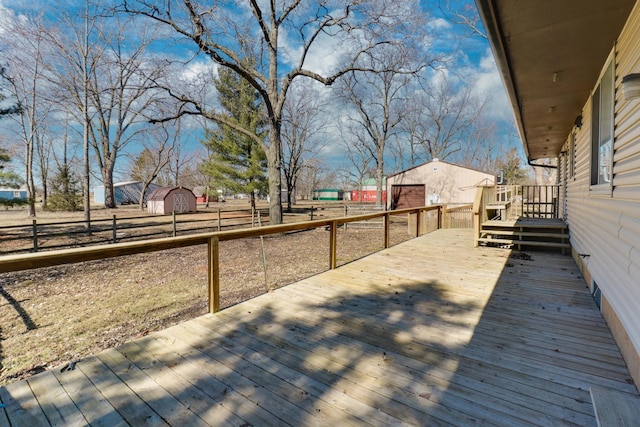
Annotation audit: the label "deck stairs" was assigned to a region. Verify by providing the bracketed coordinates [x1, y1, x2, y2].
[478, 217, 570, 253]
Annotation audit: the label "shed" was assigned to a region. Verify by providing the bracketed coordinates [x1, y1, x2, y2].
[312, 188, 344, 201]
[146, 187, 197, 215]
[94, 181, 160, 205]
[386, 159, 495, 210]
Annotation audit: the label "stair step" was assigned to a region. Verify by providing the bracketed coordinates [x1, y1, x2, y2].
[591, 386, 640, 427]
[482, 220, 567, 230]
[477, 237, 571, 249]
[480, 230, 568, 239]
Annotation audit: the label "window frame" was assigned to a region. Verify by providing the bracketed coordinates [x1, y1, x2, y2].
[590, 51, 615, 192]
[568, 131, 575, 180]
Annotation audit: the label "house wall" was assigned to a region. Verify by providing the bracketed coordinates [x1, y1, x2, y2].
[386, 161, 494, 210]
[561, 0, 640, 388]
[0, 189, 27, 199]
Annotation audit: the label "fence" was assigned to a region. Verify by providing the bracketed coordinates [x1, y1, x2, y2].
[0, 205, 443, 314]
[0, 208, 269, 255]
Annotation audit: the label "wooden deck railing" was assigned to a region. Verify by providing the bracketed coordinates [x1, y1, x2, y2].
[442, 204, 473, 229]
[473, 185, 561, 246]
[0, 205, 442, 313]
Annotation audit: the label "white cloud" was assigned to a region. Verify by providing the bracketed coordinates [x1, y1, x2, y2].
[471, 48, 512, 121]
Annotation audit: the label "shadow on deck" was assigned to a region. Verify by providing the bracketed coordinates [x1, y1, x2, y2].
[0, 229, 637, 426]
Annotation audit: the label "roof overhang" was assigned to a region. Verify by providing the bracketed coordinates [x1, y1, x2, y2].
[475, 0, 635, 160]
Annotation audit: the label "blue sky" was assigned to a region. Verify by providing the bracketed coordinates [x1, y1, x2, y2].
[0, 0, 519, 185]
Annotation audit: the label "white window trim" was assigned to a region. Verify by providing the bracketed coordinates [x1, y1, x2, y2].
[590, 48, 615, 194]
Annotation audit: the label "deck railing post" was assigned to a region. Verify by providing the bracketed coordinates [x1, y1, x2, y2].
[384, 212, 390, 248]
[208, 236, 220, 313]
[217, 208, 221, 231]
[329, 220, 337, 269]
[32, 219, 38, 252]
[437, 206, 443, 230]
[415, 208, 422, 237]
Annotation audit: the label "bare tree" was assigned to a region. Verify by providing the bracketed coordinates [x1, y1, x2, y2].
[1, 15, 53, 217]
[48, 13, 165, 209]
[336, 48, 415, 205]
[38, 1, 105, 227]
[128, 124, 177, 210]
[119, 0, 422, 224]
[438, 0, 487, 39]
[408, 75, 486, 163]
[281, 83, 327, 211]
[340, 129, 375, 203]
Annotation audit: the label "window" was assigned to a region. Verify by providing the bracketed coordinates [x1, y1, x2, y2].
[590, 59, 614, 187]
[569, 131, 575, 179]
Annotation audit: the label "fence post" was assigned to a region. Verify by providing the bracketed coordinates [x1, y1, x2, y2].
[217, 208, 221, 231]
[32, 219, 38, 252]
[384, 212, 390, 248]
[310, 205, 314, 221]
[172, 211, 177, 237]
[437, 206, 443, 230]
[208, 236, 220, 313]
[344, 205, 348, 231]
[112, 215, 117, 243]
[329, 220, 337, 269]
[415, 209, 422, 237]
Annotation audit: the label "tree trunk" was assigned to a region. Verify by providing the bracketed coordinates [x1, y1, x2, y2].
[103, 166, 116, 208]
[376, 154, 384, 207]
[267, 133, 282, 225]
[26, 141, 36, 217]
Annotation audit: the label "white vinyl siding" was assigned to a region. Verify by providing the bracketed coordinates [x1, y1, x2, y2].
[567, 3, 640, 359]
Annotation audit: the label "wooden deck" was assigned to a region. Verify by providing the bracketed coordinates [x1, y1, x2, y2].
[1, 229, 637, 426]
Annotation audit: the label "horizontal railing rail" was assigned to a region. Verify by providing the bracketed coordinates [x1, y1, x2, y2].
[0, 205, 442, 313]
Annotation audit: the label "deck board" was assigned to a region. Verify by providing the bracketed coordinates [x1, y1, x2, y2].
[1, 229, 637, 426]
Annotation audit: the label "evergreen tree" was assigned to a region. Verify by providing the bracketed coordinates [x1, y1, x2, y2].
[46, 162, 82, 211]
[0, 148, 22, 188]
[200, 64, 268, 210]
[496, 147, 530, 184]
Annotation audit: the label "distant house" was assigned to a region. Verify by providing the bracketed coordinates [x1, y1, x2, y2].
[147, 187, 197, 215]
[0, 187, 27, 200]
[386, 159, 495, 210]
[93, 181, 160, 205]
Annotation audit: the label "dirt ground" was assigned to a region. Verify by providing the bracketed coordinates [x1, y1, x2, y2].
[0, 202, 417, 385]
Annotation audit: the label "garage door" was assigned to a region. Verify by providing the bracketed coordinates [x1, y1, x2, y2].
[391, 185, 425, 209]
